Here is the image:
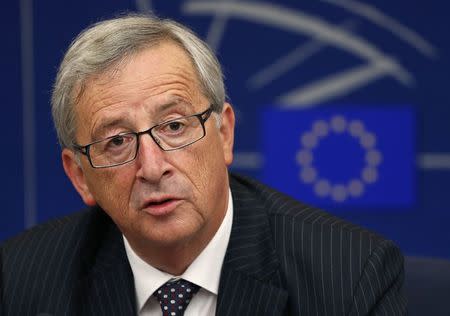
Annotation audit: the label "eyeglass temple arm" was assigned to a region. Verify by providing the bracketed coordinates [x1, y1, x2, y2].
[72, 144, 88, 155]
[200, 106, 214, 122]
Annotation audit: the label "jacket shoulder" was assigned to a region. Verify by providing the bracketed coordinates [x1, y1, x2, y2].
[0, 207, 118, 315]
[229, 174, 405, 314]
[2, 208, 92, 254]
[230, 172, 383, 240]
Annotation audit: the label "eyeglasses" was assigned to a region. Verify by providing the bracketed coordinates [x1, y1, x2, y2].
[73, 106, 213, 168]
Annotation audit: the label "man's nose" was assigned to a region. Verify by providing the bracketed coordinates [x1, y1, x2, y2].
[135, 134, 172, 182]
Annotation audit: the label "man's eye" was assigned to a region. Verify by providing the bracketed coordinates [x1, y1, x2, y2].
[110, 136, 125, 146]
[168, 121, 183, 131]
[161, 120, 187, 134]
[104, 135, 134, 151]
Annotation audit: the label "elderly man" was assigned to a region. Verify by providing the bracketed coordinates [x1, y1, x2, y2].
[0, 14, 406, 315]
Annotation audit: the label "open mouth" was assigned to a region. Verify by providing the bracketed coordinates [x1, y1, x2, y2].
[143, 198, 180, 216]
[147, 199, 173, 207]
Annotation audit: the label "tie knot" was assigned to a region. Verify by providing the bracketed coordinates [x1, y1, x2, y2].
[153, 279, 200, 316]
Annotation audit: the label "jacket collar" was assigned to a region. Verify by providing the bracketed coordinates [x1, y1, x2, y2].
[216, 175, 288, 315]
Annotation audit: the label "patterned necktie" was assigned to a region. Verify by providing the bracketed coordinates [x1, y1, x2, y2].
[153, 279, 200, 316]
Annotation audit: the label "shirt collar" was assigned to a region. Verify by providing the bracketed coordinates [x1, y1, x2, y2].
[124, 188, 233, 312]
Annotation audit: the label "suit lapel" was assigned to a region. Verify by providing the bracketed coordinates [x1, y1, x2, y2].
[77, 210, 136, 315]
[216, 175, 288, 316]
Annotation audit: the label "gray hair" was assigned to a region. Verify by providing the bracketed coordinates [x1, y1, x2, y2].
[51, 13, 225, 148]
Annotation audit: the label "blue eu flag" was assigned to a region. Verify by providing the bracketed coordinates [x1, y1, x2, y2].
[261, 106, 415, 208]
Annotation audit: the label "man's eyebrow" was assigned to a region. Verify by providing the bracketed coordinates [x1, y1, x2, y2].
[155, 100, 191, 113]
[91, 117, 131, 140]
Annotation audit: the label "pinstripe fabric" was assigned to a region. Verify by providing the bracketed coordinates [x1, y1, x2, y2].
[1, 208, 136, 315]
[216, 174, 406, 316]
[0, 173, 406, 315]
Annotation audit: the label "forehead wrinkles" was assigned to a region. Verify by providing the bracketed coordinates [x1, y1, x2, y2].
[74, 43, 205, 138]
[76, 78, 202, 142]
[86, 73, 197, 113]
[80, 50, 202, 109]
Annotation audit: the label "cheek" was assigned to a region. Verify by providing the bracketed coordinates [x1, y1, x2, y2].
[184, 134, 227, 196]
[87, 169, 135, 215]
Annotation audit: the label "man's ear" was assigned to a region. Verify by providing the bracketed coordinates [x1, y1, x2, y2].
[219, 103, 235, 166]
[62, 148, 96, 206]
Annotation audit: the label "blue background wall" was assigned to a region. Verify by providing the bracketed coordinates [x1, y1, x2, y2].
[1, 0, 449, 260]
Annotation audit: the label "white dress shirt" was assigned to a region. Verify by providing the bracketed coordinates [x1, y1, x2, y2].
[124, 189, 233, 316]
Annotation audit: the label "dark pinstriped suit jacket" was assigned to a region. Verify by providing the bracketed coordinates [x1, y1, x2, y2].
[0, 174, 406, 315]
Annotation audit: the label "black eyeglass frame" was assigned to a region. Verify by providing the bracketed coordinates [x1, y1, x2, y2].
[72, 106, 214, 168]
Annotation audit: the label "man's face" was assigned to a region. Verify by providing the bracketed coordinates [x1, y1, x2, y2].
[62, 41, 234, 250]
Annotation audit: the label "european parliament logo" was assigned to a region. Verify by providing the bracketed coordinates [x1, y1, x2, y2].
[262, 107, 415, 208]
